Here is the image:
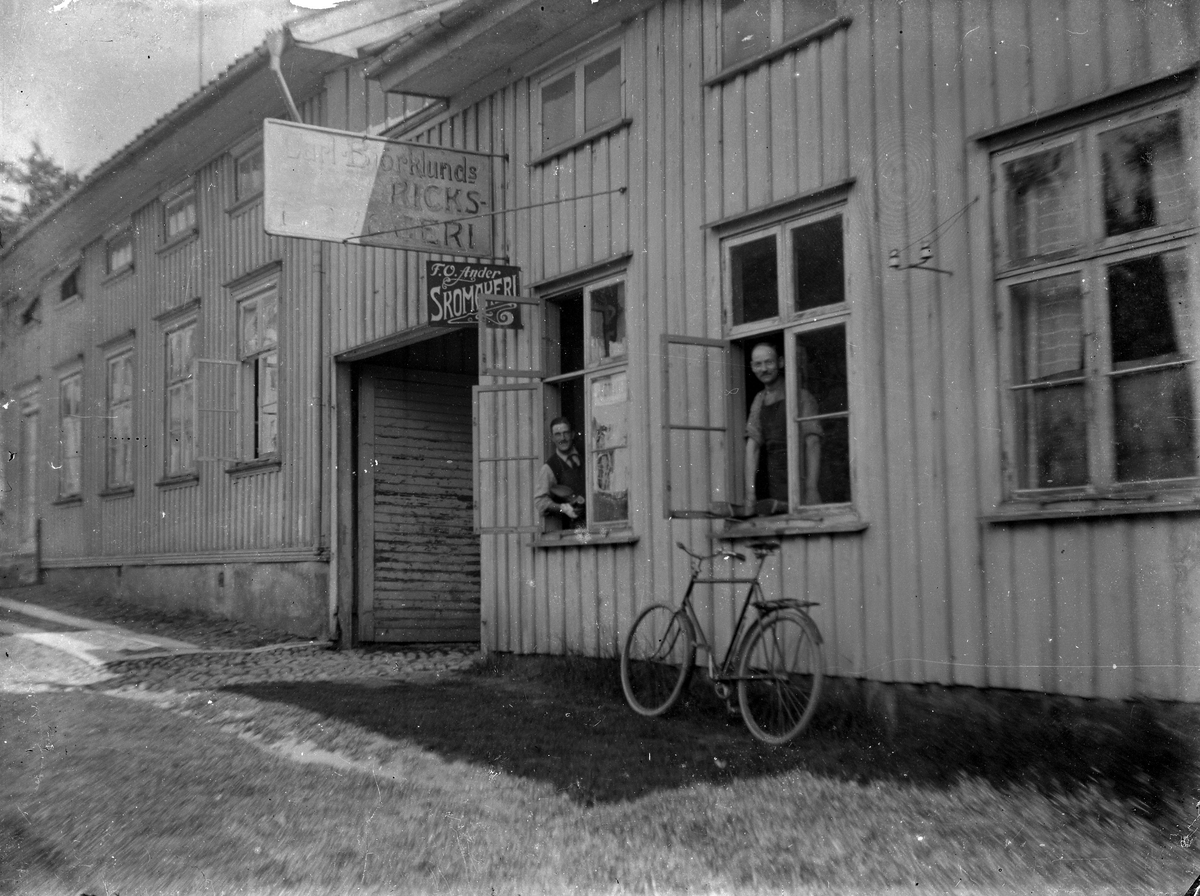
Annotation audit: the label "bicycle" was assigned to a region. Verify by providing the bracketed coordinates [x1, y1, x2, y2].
[620, 539, 825, 745]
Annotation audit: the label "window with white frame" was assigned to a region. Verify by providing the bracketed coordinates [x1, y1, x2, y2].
[993, 97, 1198, 495]
[542, 278, 629, 529]
[106, 228, 133, 275]
[237, 282, 279, 459]
[724, 208, 852, 515]
[164, 320, 196, 476]
[163, 182, 197, 242]
[106, 349, 134, 490]
[234, 144, 264, 202]
[57, 370, 83, 498]
[720, 0, 839, 70]
[538, 44, 623, 156]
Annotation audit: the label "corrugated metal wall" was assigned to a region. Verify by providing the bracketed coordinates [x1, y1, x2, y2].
[328, 0, 1199, 700]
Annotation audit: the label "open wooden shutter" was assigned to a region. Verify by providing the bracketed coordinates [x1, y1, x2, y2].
[474, 292, 546, 533]
[661, 334, 731, 518]
[195, 358, 239, 462]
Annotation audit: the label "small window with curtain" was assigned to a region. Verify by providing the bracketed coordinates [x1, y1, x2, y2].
[106, 228, 133, 276]
[163, 180, 197, 244]
[994, 97, 1198, 498]
[234, 144, 264, 203]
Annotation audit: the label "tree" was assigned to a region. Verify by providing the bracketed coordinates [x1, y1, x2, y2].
[0, 142, 82, 242]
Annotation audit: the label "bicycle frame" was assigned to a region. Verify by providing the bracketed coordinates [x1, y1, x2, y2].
[674, 543, 777, 686]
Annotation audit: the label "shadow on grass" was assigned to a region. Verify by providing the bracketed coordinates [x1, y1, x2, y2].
[222, 654, 1198, 818]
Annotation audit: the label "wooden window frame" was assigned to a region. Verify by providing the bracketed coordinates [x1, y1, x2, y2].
[105, 227, 134, 278]
[162, 317, 198, 481]
[536, 42, 626, 160]
[104, 347, 135, 493]
[992, 95, 1199, 504]
[236, 280, 280, 462]
[55, 366, 84, 500]
[162, 179, 198, 246]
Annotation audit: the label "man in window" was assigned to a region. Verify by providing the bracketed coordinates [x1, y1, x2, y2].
[535, 416, 587, 529]
[743, 342, 822, 515]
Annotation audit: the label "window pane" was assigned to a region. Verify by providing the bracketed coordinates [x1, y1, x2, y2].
[584, 50, 621, 132]
[1016, 385, 1089, 488]
[783, 0, 839, 40]
[1101, 110, 1190, 237]
[1108, 252, 1189, 367]
[541, 73, 575, 152]
[791, 216, 844, 313]
[258, 352, 279, 456]
[590, 370, 628, 523]
[1108, 251, 1196, 481]
[550, 292, 585, 375]
[1003, 144, 1083, 264]
[1011, 276, 1087, 487]
[588, 282, 626, 364]
[108, 234, 132, 272]
[59, 375, 82, 495]
[236, 148, 264, 200]
[241, 303, 259, 355]
[261, 293, 278, 348]
[722, 0, 771, 67]
[796, 326, 851, 504]
[165, 192, 196, 239]
[730, 235, 778, 325]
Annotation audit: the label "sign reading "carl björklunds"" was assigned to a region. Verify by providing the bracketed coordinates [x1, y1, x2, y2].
[263, 119, 494, 257]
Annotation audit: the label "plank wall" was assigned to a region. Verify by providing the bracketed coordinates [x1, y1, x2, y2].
[329, 0, 1200, 700]
[1, 93, 329, 565]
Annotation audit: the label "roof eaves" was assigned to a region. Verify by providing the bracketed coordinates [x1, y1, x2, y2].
[0, 44, 272, 262]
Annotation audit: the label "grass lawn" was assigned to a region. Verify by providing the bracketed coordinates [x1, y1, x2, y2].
[2, 653, 1197, 895]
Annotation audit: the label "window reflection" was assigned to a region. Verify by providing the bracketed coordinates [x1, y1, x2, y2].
[1101, 111, 1189, 237]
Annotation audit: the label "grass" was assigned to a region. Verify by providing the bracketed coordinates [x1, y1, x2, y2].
[3, 650, 1198, 895]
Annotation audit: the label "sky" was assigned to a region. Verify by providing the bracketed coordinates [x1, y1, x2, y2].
[0, 0, 349, 196]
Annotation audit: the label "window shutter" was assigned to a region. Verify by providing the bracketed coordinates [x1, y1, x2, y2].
[195, 358, 239, 461]
[661, 334, 731, 518]
[474, 382, 544, 533]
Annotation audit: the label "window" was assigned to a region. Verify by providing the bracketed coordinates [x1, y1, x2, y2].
[543, 278, 629, 528]
[57, 371, 82, 498]
[106, 350, 134, 490]
[539, 45, 623, 156]
[164, 321, 196, 476]
[994, 99, 1197, 496]
[163, 184, 197, 242]
[724, 209, 852, 513]
[106, 228, 133, 275]
[237, 284, 279, 458]
[720, 0, 839, 70]
[234, 145, 264, 202]
[60, 269, 80, 302]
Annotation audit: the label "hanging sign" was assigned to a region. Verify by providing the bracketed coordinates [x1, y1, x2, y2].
[263, 119, 494, 257]
[426, 261, 521, 328]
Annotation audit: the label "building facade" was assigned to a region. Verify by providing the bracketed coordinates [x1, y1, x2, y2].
[3, 0, 1198, 703]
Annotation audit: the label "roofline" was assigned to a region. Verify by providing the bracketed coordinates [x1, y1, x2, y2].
[361, 0, 484, 79]
[0, 43, 274, 263]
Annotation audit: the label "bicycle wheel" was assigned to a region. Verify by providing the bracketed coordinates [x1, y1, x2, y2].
[620, 603, 695, 717]
[737, 612, 824, 744]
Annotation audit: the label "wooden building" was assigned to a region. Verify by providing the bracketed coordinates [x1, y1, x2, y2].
[3, 0, 1198, 704]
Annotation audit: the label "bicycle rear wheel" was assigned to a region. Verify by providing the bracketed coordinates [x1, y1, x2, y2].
[621, 603, 695, 717]
[737, 612, 824, 744]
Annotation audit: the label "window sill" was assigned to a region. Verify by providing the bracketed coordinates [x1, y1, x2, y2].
[51, 494, 83, 507]
[155, 472, 199, 490]
[534, 528, 639, 549]
[705, 16, 853, 88]
[531, 118, 633, 168]
[720, 509, 867, 539]
[227, 456, 282, 477]
[157, 231, 198, 255]
[226, 193, 263, 216]
[99, 485, 134, 499]
[984, 495, 1200, 524]
[53, 294, 83, 313]
[102, 265, 134, 286]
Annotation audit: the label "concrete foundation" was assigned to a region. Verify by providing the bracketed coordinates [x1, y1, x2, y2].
[33, 561, 330, 639]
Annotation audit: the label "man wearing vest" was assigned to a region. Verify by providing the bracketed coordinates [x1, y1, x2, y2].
[535, 416, 587, 530]
[743, 342, 823, 516]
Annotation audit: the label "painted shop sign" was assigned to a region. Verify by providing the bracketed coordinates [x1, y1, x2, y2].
[263, 119, 494, 257]
[426, 261, 521, 327]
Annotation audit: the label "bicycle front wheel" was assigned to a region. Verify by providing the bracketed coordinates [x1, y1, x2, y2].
[737, 612, 824, 744]
[621, 603, 695, 717]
